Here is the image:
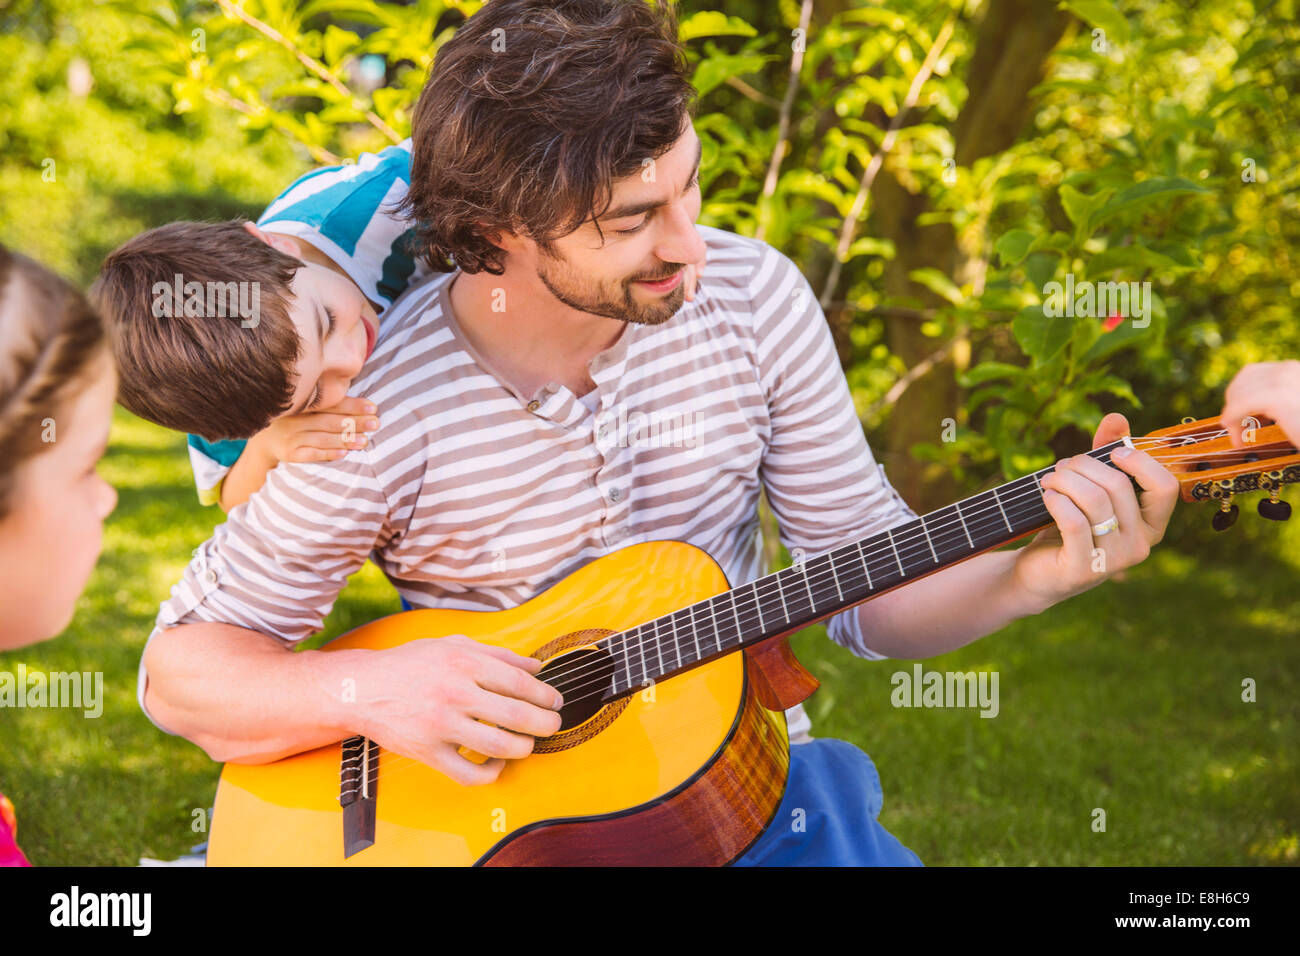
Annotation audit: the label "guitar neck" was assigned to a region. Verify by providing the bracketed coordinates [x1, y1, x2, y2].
[605, 439, 1130, 698]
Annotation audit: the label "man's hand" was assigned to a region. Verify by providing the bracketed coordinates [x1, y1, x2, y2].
[354, 634, 564, 786]
[1011, 413, 1180, 613]
[254, 395, 380, 464]
[1220, 360, 1300, 447]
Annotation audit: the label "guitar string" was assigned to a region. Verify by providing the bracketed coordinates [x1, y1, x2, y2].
[371, 436, 1288, 780]
[365, 432, 1292, 779]
[541, 431, 1281, 698]
[536, 436, 1296, 705]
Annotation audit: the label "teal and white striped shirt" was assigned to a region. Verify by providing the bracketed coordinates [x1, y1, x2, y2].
[187, 138, 430, 506]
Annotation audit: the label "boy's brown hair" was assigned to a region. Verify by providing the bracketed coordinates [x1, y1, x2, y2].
[0, 245, 107, 519]
[91, 220, 302, 441]
[402, 0, 695, 275]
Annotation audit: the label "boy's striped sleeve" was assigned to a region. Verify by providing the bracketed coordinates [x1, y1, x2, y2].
[257, 138, 430, 309]
[187, 435, 247, 507]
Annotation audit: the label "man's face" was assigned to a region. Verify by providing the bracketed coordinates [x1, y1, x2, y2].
[525, 122, 707, 326]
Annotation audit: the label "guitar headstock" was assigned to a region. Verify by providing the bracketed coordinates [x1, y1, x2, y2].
[1134, 416, 1300, 530]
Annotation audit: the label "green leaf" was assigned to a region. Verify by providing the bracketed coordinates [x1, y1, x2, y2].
[1079, 316, 1151, 364]
[960, 362, 1025, 387]
[908, 268, 963, 305]
[1059, 184, 1114, 241]
[1013, 305, 1073, 363]
[1065, 1, 1131, 46]
[322, 25, 361, 66]
[1090, 177, 1211, 229]
[995, 229, 1036, 267]
[1085, 243, 1189, 278]
[692, 51, 776, 98]
[679, 11, 759, 41]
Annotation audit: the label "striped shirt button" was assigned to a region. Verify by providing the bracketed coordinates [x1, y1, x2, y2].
[608, 487, 622, 502]
[526, 400, 541, 412]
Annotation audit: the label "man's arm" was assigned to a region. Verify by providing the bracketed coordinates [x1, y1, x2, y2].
[751, 244, 1178, 660]
[144, 448, 562, 785]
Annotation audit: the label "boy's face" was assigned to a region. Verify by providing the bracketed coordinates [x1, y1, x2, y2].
[508, 121, 708, 326]
[0, 350, 118, 650]
[278, 258, 380, 418]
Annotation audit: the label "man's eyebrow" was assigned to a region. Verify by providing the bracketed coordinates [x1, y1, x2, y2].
[599, 138, 703, 223]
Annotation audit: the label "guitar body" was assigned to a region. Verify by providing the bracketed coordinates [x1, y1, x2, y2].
[207, 540, 791, 866]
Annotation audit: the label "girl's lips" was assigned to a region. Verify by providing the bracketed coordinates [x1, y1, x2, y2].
[634, 270, 684, 294]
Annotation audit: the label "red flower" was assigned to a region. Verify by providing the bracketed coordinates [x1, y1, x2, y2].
[1102, 311, 1124, 332]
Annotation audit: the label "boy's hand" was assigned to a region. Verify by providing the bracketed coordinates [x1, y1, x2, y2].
[255, 396, 380, 464]
[1220, 360, 1300, 447]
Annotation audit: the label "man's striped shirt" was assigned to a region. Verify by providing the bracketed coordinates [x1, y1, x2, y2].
[143, 225, 917, 743]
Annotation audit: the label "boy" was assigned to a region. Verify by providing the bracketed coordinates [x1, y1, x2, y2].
[93, 139, 423, 511]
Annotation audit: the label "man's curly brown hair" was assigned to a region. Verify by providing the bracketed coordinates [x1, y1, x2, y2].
[401, 0, 695, 275]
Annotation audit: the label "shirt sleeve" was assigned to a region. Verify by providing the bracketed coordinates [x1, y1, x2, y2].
[186, 435, 247, 507]
[257, 138, 427, 309]
[137, 449, 392, 731]
[749, 243, 918, 661]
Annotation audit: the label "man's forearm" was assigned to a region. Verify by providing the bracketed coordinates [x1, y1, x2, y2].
[142, 622, 369, 763]
[853, 549, 1048, 659]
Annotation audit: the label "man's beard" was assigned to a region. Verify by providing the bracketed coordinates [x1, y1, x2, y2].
[535, 247, 687, 326]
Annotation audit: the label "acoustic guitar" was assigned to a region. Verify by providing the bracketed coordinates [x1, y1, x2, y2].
[206, 416, 1298, 865]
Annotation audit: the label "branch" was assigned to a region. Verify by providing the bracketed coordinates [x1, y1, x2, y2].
[214, 0, 402, 145]
[754, 0, 813, 243]
[725, 76, 781, 109]
[864, 333, 963, 420]
[818, 11, 958, 309]
[204, 87, 343, 165]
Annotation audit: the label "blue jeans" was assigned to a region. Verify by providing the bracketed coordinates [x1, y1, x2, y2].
[733, 737, 923, 866]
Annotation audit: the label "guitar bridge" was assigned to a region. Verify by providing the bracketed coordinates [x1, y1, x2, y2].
[339, 735, 379, 859]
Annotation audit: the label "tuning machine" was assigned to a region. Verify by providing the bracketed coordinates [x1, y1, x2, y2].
[1210, 479, 1238, 531]
[1258, 470, 1291, 521]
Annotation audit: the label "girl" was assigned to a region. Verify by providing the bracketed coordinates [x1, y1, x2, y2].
[0, 244, 119, 865]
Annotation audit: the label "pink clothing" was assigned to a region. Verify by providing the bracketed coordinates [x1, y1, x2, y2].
[0, 791, 31, 866]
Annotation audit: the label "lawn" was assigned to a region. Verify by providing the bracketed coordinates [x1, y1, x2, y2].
[1, 408, 1296, 865]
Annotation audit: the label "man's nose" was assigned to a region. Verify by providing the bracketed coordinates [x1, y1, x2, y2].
[655, 203, 707, 267]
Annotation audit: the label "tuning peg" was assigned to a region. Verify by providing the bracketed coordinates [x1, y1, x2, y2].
[1258, 471, 1290, 521]
[1212, 503, 1239, 531]
[1211, 479, 1238, 531]
[1258, 498, 1291, 521]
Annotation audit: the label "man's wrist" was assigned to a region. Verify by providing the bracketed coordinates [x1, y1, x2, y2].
[304, 647, 379, 740]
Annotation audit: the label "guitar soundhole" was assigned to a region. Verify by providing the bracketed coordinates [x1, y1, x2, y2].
[538, 646, 616, 732]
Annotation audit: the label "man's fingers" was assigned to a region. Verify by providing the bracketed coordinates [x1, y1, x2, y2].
[428, 744, 505, 786]
[1039, 488, 1093, 569]
[476, 654, 564, 711]
[1092, 412, 1130, 450]
[1109, 445, 1180, 542]
[470, 688, 564, 739]
[1060, 454, 1143, 535]
[454, 717, 538, 761]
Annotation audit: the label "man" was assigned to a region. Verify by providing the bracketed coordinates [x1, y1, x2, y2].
[139, 0, 1179, 864]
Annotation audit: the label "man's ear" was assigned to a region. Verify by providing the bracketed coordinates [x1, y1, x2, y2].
[243, 221, 303, 259]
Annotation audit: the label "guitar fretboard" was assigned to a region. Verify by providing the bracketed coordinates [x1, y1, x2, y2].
[603, 440, 1129, 698]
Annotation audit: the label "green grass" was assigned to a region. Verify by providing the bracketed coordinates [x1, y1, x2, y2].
[1, 409, 1297, 865]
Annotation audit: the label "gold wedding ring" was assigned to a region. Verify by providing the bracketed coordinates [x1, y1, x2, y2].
[1092, 516, 1120, 537]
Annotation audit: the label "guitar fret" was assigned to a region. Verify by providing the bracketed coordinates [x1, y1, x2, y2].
[709, 597, 723, 653]
[621, 632, 633, 694]
[954, 499, 975, 549]
[669, 611, 686, 668]
[856, 539, 873, 589]
[828, 555, 844, 602]
[638, 623, 647, 689]
[752, 584, 765, 633]
[799, 559, 815, 609]
[730, 589, 744, 643]
[992, 485, 1013, 532]
[776, 572, 790, 623]
[920, 513, 939, 563]
[887, 527, 904, 575]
